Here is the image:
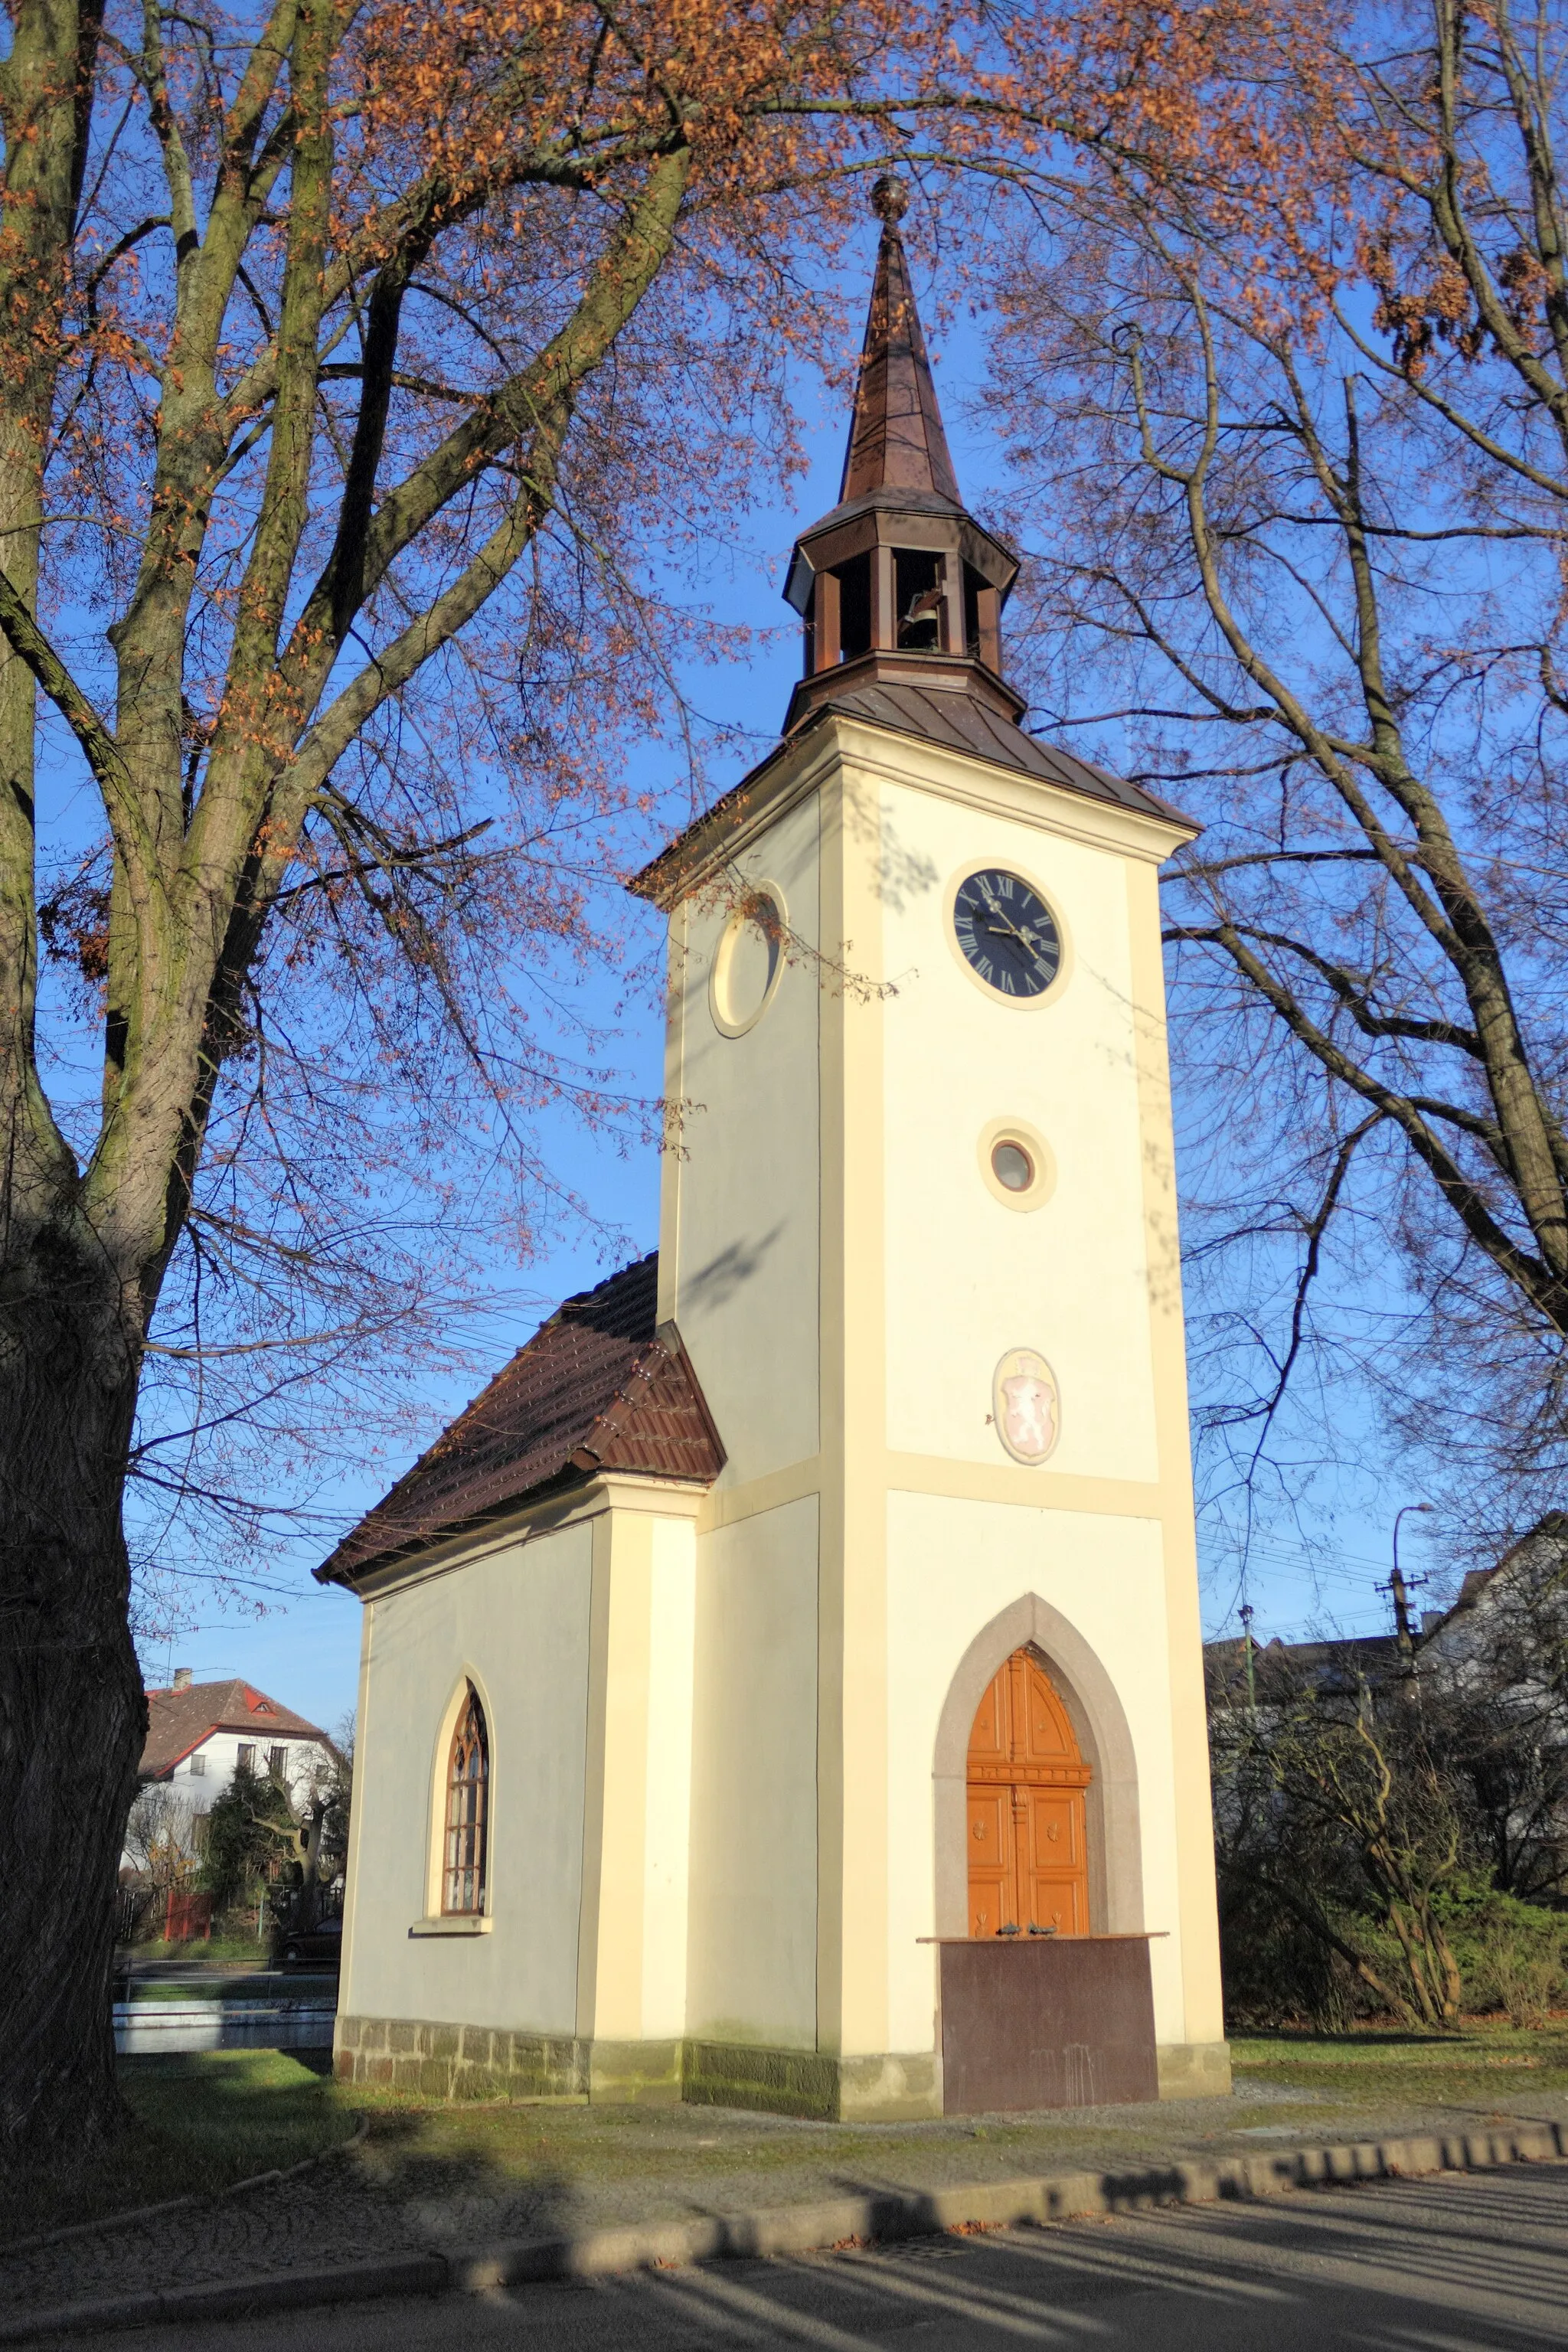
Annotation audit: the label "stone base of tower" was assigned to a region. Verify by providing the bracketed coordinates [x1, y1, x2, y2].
[684, 2042, 942, 2122]
[335, 2014, 1230, 2116]
[1155, 2040, 1233, 2099]
[332, 2016, 939, 2118]
[333, 2015, 685, 2105]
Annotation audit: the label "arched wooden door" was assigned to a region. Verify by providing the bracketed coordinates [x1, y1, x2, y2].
[967, 1648, 1091, 1937]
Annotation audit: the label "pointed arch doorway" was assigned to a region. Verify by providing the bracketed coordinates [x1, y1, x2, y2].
[966, 1648, 1091, 1938]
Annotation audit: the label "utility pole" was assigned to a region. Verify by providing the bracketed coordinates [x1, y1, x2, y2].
[1381, 1502, 1436, 1656]
[1238, 1601, 1257, 1709]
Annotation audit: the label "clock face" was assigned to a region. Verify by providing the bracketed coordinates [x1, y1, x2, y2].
[952, 870, 1062, 999]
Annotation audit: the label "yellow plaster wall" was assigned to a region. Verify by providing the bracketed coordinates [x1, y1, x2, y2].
[660, 792, 822, 1488]
[650, 710, 1223, 2074]
[818, 766, 890, 2065]
[875, 775, 1158, 1483]
[577, 1507, 699, 2044]
[341, 1523, 593, 2033]
[1125, 858, 1228, 2051]
[643, 1514, 698, 2037]
[686, 1495, 820, 2047]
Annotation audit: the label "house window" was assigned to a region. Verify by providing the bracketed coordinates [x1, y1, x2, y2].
[443, 1687, 489, 1916]
[188, 1752, 206, 1776]
[237, 1743, 256, 1770]
[267, 1745, 288, 1779]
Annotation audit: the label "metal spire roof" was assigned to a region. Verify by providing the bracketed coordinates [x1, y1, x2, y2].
[838, 176, 962, 510]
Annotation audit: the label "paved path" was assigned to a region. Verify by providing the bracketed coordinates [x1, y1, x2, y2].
[49, 2166, 1568, 2350]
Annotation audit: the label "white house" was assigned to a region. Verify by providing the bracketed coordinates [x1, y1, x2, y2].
[318, 178, 1228, 2118]
[138, 1672, 338, 1816]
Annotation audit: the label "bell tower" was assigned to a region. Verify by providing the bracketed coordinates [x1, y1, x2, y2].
[783, 175, 1018, 711]
[633, 181, 1228, 2118]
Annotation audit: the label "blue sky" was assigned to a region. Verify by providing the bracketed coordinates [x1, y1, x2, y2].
[132, 248, 1436, 1736]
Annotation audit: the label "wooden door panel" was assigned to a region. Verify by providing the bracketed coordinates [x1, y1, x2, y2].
[1025, 1873, 1089, 1936]
[1025, 1788, 1085, 1865]
[1020, 1662, 1080, 1769]
[1023, 1788, 1089, 1936]
[967, 1650, 1092, 1940]
[967, 1672, 1008, 1769]
[967, 1787, 1013, 1938]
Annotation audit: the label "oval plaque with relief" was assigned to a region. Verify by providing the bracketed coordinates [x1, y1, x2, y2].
[991, 1348, 1060, 1465]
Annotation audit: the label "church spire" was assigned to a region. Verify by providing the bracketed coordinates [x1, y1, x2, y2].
[838, 176, 962, 510]
[780, 178, 1021, 733]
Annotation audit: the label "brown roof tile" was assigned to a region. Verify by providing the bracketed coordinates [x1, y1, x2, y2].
[139, 1680, 333, 1779]
[315, 1253, 724, 1587]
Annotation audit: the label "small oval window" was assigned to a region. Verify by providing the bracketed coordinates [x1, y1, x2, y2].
[991, 1140, 1034, 1192]
[710, 888, 786, 1037]
[978, 1118, 1055, 1211]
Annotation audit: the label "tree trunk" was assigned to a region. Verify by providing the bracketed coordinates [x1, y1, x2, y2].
[0, 1223, 146, 2154]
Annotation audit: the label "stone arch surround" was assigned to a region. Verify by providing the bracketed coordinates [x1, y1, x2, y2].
[933, 1593, 1145, 1941]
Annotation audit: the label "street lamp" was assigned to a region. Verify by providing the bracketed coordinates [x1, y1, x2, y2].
[1387, 1502, 1436, 1652]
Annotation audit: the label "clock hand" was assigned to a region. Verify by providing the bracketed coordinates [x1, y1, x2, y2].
[978, 890, 1040, 946]
[973, 887, 1057, 973]
[984, 920, 1055, 978]
[983, 918, 1037, 955]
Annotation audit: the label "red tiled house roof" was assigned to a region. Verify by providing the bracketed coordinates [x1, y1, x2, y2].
[315, 1253, 724, 1589]
[140, 1681, 334, 1779]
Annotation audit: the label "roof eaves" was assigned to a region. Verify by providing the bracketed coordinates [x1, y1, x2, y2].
[140, 1725, 219, 1779]
[317, 1459, 590, 1589]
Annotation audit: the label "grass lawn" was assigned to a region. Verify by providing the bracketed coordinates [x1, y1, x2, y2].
[1231, 2020, 1568, 2112]
[119, 1936, 272, 1965]
[330, 2017, 1568, 2233]
[119, 1978, 337, 2001]
[7, 2020, 1565, 2252]
[0, 2052, 359, 2245]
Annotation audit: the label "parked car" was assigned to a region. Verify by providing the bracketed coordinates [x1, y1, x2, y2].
[270, 1909, 343, 1966]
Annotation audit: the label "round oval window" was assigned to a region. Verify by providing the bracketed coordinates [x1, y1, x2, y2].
[991, 1140, 1034, 1193]
[712, 891, 784, 1035]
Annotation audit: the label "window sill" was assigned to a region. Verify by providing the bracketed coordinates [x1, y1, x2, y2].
[407, 1913, 492, 1937]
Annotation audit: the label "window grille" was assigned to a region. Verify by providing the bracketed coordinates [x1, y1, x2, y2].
[443, 1687, 488, 1916]
[268, 1744, 287, 1779]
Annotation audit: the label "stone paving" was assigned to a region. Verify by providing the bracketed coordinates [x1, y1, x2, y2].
[5, 2073, 1568, 2327]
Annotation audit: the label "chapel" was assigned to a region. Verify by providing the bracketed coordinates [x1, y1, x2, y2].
[318, 178, 1228, 2118]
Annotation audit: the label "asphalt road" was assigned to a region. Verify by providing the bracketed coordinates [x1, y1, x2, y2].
[55, 2166, 1568, 2351]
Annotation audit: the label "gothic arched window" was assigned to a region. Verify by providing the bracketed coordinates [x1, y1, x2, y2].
[443, 1685, 488, 1916]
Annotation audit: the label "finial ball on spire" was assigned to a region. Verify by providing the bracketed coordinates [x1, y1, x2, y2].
[871, 173, 909, 225]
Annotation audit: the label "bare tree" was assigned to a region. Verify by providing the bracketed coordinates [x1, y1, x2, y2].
[121, 1780, 201, 1903]
[0, 0, 899, 2153]
[988, 0, 1568, 1534]
[1209, 1645, 1468, 2027]
[0, 0, 1307, 2158]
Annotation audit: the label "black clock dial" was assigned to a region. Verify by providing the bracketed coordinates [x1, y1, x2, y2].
[952, 869, 1062, 998]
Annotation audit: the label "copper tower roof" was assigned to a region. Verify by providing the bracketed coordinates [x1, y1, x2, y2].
[838, 175, 962, 510]
[636, 180, 1194, 900]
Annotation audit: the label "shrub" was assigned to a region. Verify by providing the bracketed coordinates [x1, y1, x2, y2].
[1432, 1881, 1568, 2026]
[199, 1762, 301, 1912]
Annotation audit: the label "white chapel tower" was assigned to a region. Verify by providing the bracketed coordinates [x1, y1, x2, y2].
[323, 179, 1228, 2117]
